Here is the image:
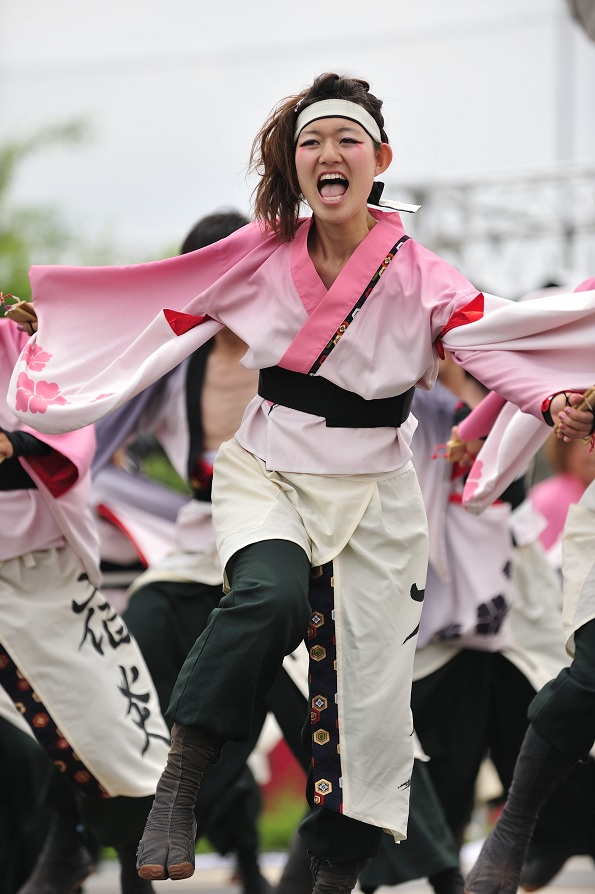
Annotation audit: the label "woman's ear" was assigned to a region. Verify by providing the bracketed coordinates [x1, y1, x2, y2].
[375, 143, 393, 176]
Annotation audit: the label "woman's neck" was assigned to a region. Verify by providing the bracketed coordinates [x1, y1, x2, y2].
[308, 213, 376, 289]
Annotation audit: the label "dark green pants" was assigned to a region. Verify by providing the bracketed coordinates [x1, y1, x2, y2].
[412, 650, 536, 844]
[166, 538, 383, 862]
[124, 573, 308, 855]
[529, 617, 595, 759]
[412, 647, 595, 861]
[166, 539, 312, 738]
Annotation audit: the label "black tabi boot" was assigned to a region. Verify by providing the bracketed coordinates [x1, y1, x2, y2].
[311, 856, 371, 894]
[136, 723, 221, 881]
[464, 725, 579, 894]
[519, 853, 568, 892]
[16, 811, 97, 894]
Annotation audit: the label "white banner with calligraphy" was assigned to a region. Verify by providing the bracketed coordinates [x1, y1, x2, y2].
[0, 544, 170, 797]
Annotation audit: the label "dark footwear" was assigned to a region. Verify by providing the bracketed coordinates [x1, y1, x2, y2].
[429, 867, 465, 894]
[520, 854, 568, 891]
[310, 856, 370, 894]
[16, 812, 97, 894]
[276, 830, 312, 894]
[136, 723, 221, 881]
[235, 848, 272, 894]
[464, 726, 578, 894]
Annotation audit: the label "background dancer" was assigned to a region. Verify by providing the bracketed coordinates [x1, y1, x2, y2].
[411, 356, 595, 890]
[459, 298, 595, 894]
[95, 209, 309, 893]
[0, 308, 170, 894]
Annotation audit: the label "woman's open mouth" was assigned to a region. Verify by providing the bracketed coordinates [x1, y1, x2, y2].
[318, 173, 349, 203]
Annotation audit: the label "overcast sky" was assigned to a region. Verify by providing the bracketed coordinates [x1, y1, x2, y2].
[1, 0, 594, 263]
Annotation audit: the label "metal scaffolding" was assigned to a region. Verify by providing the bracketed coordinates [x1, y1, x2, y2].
[389, 164, 595, 298]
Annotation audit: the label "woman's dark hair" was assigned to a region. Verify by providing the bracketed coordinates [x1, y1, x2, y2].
[249, 73, 388, 243]
[180, 209, 249, 254]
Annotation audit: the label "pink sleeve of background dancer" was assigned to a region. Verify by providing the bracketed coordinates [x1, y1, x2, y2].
[457, 391, 507, 441]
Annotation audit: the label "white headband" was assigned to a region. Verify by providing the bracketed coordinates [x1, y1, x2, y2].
[293, 99, 383, 144]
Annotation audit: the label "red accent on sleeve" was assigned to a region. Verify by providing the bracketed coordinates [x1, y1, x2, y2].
[440, 293, 485, 337]
[96, 503, 149, 567]
[25, 451, 78, 498]
[163, 309, 208, 335]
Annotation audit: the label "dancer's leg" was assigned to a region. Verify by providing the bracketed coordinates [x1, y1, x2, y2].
[465, 620, 595, 894]
[137, 539, 311, 880]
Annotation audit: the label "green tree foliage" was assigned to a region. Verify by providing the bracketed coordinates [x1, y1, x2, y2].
[0, 120, 90, 302]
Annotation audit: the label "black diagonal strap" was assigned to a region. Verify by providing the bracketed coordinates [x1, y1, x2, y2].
[308, 234, 410, 374]
[258, 366, 414, 429]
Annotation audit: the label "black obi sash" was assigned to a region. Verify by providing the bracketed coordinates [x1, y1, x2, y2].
[258, 366, 414, 429]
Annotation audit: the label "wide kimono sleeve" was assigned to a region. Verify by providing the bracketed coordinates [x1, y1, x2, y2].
[438, 282, 595, 514]
[7, 223, 277, 434]
[0, 320, 96, 496]
[440, 289, 595, 418]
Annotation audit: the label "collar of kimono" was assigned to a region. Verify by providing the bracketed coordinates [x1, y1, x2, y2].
[280, 213, 408, 373]
[293, 99, 383, 144]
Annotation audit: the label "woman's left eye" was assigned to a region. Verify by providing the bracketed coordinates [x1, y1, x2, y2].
[341, 138, 360, 144]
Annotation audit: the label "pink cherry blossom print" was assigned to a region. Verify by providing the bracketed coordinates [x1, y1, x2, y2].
[22, 342, 52, 371]
[15, 372, 68, 414]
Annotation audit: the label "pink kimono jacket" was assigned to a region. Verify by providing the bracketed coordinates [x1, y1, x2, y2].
[8, 209, 595, 474]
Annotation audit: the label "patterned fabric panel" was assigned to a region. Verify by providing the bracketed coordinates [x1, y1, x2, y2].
[0, 645, 109, 797]
[308, 561, 343, 812]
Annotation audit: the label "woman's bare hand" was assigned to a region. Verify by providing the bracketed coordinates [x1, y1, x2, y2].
[550, 391, 595, 443]
[0, 431, 14, 462]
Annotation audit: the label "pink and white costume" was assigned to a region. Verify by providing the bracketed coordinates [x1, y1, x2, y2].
[411, 384, 570, 691]
[454, 278, 595, 656]
[7, 210, 595, 840]
[0, 319, 169, 799]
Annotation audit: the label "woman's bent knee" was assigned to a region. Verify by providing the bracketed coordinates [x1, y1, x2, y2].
[227, 539, 311, 634]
